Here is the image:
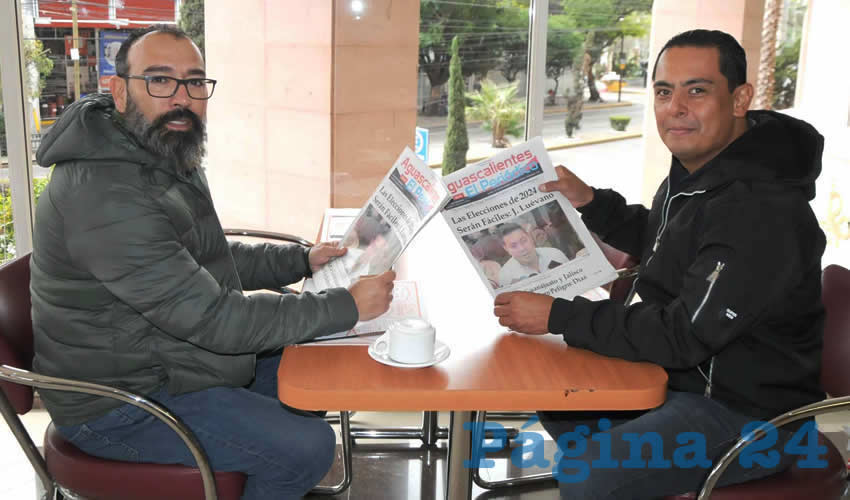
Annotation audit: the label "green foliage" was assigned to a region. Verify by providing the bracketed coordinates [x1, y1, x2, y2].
[467, 81, 525, 148]
[419, 0, 507, 94]
[559, 0, 653, 101]
[0, 176, 50, 262]
[23, 39, 54, 99]
[772, 35, 801, 110]
[546, 15, 585, 96]
[442, 37, 469, 176]
[622, 54, 645, 78]
[609, 115, 631, 131]
[179, 0, 205, 55]
[496, 1, 531, 83]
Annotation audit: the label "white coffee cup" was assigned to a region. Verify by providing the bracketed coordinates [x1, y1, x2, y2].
[374, 319, 436, 364]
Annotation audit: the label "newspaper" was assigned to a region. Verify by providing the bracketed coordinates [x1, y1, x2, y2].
[304, 147, 448, 341]
[440, 137, 617, 299]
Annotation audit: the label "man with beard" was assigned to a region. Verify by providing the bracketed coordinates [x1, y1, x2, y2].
[493, 30, 825, 498]
[30, 25, 394, 499]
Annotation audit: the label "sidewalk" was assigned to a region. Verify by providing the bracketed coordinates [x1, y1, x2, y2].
[427, 129, 642, 168]
[416, 99, 635, 130]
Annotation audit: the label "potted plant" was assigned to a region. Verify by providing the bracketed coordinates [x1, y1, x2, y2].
[609, 115, 631, 131]
[467, 81, 525, 148]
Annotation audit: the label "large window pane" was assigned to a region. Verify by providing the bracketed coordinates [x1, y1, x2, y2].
[417, 0, 530, 171]
[541, 1, 652, 204]
[0, 1, 181, 264]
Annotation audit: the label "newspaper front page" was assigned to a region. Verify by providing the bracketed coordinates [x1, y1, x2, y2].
[440, 137, 617, 299]
[305, 147, 448, 340]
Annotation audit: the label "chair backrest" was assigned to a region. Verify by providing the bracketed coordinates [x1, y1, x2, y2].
[821, 264, 850, 398]
[0, 253, 35, 414]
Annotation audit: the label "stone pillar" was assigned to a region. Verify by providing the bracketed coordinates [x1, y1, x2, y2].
[204, 1, 419, 240]
[638, 0, 766, 205]
[331, 0, 420, 208]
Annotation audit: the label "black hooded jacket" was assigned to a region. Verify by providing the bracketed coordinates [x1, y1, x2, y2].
[548, 110, 826, 420]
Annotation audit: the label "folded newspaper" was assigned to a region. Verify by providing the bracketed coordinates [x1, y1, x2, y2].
[440, 137, 617, 298]
[304, 147, 449, 340]
[305, 137, 618, 340]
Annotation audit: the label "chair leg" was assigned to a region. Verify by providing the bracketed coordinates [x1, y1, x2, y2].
[470, 411, 557, 490]
[310, 411, 353, 495]
[0, 392, 56, 499]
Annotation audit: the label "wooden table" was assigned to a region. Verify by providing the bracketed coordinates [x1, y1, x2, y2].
[279, 216, 668, 499]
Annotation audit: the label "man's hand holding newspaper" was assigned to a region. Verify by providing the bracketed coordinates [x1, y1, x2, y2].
[539, 165, 595, 209]
[349, 271, 397, 322]
[493, 291, 555, 334]
[491, 162, 606, 334]
[307, 242, 348, 273]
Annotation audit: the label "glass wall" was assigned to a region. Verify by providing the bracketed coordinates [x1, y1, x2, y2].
[537, 1, 652, 205]
[416, 0, 530, 169]
[1, 0, 179, 264]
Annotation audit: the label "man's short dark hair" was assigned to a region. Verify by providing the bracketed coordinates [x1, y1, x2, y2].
[498, 223, 527, 241]
[651, 29, 747, 92]
[115, 24, 192, 77]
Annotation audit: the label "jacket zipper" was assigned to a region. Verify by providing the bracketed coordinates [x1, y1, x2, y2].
[634, 176, 725, 397]
[646, 187, 708, 265]
[693, 261, 725, 397]
[626, 181, 708, 301]
[700, 357, 716, 398]
[691, 261, 725, 322]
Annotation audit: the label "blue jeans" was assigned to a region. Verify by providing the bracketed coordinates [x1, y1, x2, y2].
[538, 391, 801, 500]
[57, 355, 336, 500]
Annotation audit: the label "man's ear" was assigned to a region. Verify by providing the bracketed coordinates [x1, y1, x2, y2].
[109, 76, 127, 112]
[732, 83, 754, 117]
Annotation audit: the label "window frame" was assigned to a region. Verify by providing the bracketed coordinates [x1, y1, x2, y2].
[524, 0, 549, 140]
[0, 0, 36, 257]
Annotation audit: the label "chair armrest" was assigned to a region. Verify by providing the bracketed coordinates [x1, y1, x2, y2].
[224, 228, 314, 295]
[615, 265, 639, 280]
[697, 395, 850, 499]
[0, 364, 218, 500]
[223, 228, 313, 248]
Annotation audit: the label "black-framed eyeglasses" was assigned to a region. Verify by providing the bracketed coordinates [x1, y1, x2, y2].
[121, 75, 217, 100]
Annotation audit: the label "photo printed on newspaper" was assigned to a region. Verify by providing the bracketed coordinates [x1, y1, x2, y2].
[441, 137, 617, 299]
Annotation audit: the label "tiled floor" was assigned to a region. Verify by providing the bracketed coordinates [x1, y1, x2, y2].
[2, 409, 849, 500]
[0, 409, 51, 500]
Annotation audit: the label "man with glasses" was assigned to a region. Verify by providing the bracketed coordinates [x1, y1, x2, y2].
[31, 25, 395, 500]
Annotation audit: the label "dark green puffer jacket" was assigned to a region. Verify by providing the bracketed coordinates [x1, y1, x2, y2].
[31, 95, 358, 426]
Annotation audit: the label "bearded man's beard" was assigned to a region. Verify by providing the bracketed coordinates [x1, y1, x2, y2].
[124, 95, 207, 176]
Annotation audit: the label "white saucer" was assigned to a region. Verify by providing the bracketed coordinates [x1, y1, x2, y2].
[368, 334, 450, 368]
